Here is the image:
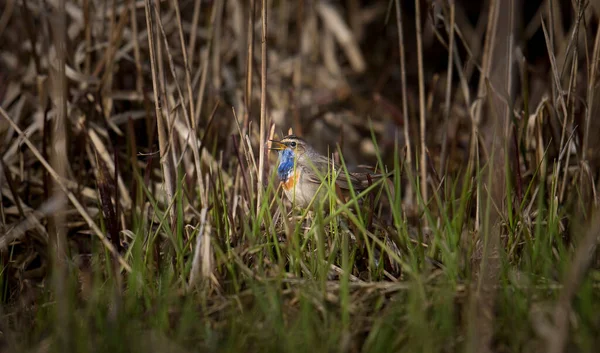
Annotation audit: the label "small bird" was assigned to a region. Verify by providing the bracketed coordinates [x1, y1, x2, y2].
[269, 135, 392, 209]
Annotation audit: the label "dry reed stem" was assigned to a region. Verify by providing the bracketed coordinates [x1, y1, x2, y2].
[466, 0, 505, 351]
[232, 107, 254, 205]
[277, 0, 289, 48]
[88, 128, 132, 208]
[256, 0, 268, 216]
[505, 0, 520, 204]
[440, 1, 455, 173]
[83, 0, 91, 76]
[200, 200, 213, 279]
[152, 1, 178, 208]
[155, 4, 206, 206]
[228, 0, 245, 75]
[172, 110, 232, 186]
[448, 21, 473, 106]
[188, 0, 202, 69]
[194, 0, 219, 128]
[292, 0, 303, 89]
[394, 0, 413, 205]
[144, 0, 175, 224]
[557, 1, 585, 81]
[540, 17, 576, 205]
[129, 0, 143, 93]
[99, 0, 124, 137]
[559, 40, 579, 201]
[472, 1, 498, 120]
[211, 0, 224, 91]
[316, 2, 365, 73]
[462, 2, 487, 81]
[468, 86, 504, 353]
[414, 0, 428, 214]
[188, 207, 209, 289]
[49, 1, 70, 344]
[0, 106, 132, 272]
[583, 9, 600, 163]
[245, 0, 255, 123]
[322, 27, 342, 77]
[92, 5, 129, 83]
[470, 0, 499, 233]
[540, 18, 569, 121]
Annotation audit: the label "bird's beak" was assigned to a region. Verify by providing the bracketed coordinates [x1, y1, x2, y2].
[269, 140, 286, 151]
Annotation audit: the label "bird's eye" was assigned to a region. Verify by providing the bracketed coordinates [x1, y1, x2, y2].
[290, 141, 297, 148]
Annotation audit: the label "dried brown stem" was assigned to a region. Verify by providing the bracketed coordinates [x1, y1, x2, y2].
[257, 0, 268, 215]
[144, 0, 176, 224]
[414, 0, 427, 213]
[394, 0, 413, 205]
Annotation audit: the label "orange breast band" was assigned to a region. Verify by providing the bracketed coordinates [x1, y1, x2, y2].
[282, 169, 301, 191]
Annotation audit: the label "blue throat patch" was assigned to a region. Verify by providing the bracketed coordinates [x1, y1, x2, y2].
[277, 149, 295, 181]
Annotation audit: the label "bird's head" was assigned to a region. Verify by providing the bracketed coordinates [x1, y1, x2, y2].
[269, 135, 311, 181]
[269, 135, 309, 155]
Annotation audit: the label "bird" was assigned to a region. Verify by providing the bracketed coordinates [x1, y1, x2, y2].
[269, 134, 393, 209]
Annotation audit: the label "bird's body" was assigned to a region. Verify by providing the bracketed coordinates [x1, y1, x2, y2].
[270, 135, 391, 209]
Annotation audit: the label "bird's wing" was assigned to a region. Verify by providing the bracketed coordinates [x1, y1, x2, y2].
[335, 171, 393, 192]
[301, 154, 338, 185]
[302, 154, 393, 192]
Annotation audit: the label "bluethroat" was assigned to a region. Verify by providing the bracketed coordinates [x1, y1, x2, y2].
[269, 135, 392, 209]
